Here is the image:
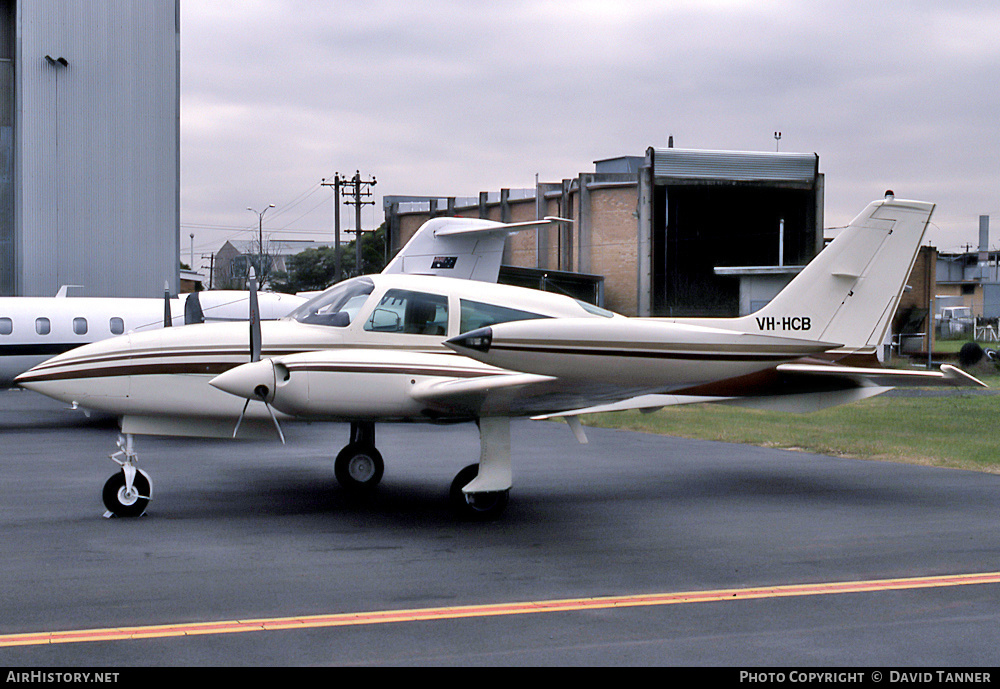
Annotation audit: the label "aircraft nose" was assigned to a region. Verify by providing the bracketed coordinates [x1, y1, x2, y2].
[209, 360, 276, 402]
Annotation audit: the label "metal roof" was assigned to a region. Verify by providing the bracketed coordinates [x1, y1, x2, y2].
[651, 148, 819, 184]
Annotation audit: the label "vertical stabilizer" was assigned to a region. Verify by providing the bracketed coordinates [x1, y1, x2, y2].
[721, 194, 934, 352]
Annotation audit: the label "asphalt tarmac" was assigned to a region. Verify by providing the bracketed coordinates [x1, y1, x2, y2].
[1, 387, 999, 667]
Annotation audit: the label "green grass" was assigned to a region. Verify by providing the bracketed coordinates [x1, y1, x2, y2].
[579, 370, 1000, 474]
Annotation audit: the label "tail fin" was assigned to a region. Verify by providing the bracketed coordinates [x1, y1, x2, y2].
[382, 216, 568, 283]
[730, 194, 934, 352]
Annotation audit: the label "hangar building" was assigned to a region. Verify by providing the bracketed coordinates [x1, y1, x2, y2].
[385, 146, 824, 317]
[0, 0, 179, 297]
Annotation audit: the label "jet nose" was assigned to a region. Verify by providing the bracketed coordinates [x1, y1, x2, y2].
[209, 360, 276, 402]
[445, 327, 493, 354]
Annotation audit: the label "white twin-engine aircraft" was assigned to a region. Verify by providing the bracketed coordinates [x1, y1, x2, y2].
[0, 287, 305, 388]
[16, 197, 984, 520]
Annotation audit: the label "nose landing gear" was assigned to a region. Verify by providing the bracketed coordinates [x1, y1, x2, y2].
[102, 434, 152, 518]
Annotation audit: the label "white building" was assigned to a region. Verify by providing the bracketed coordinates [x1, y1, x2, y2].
[0, 0, 179, 297]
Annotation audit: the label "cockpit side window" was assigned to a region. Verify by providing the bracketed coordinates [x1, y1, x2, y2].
[364, 290, 448, 335]
[459, 300, 549, 332]
[286, 277, 375, 327]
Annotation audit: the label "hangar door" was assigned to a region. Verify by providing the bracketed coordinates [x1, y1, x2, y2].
[649, 149, 821, 317]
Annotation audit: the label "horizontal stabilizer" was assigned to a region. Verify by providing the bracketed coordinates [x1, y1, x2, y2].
[433, 216, 572, 237]
[382, 216, 571, 282]
[776, 362, 987, 388]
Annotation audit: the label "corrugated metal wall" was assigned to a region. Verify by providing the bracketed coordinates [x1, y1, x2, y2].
[13, 0, 178, 297]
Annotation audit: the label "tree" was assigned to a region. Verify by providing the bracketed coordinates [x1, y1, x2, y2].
[271, 223, 387, 293]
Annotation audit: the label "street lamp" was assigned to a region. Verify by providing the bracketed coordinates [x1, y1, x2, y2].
[247, 204, 275, 282]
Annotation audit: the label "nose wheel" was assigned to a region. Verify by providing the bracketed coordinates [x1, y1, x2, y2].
[102, 470, 151, 518]
[102, 434, 152, 518]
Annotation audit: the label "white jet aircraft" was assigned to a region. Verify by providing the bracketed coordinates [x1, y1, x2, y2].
[15, 215, 578, 517]
[202, 194, 983, 521]
[0, 287, 305, 388]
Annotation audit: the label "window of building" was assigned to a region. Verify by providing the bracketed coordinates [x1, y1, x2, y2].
[73, 317, 88, 335]
[35, 318, 50, 335]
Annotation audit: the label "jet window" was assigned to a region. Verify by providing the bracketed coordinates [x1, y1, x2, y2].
[287, 277, 375, 327]
[459, 300, 549, 332]
[35, 318, 50, 335]
[0, 317, 11, 335]
[365, 290, 448, 335]
[110, 317, 125, 335]
[73, 317, 88, 335]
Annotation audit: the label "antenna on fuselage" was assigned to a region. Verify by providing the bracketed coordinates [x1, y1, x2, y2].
[163, 281, 172, 327]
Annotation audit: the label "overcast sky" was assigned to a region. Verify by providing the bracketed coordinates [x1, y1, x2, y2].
[179, 0, 1000, 271]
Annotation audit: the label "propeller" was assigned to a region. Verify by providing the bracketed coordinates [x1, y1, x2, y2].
[231, 268, 285, 444]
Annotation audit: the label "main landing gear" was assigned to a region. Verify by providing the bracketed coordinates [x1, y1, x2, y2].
[334, 422, 384, 492]
[102, 434, 152, 518]
[335, 418, 513, 521]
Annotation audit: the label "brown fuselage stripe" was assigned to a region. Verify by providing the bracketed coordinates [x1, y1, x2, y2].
[285, 364, 498, 379]
[17, 346, 458, 384]
[18, 357, 492, 384]
[486, 343, 804, 362]
[2, 571, 997, 647]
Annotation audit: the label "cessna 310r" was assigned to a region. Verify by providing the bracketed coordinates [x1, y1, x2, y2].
[14, 215, 580, 517]
[17, 195, 984, 520]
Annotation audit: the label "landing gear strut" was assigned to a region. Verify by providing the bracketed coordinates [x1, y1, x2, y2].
[103, 434, 152, 518]
[334, 422, 384, 492]
[449, 417, 512, 521]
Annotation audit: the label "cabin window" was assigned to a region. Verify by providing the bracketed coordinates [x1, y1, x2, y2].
[110, 317, 125, 335]
[0, 318, 11, 335]
[365, 290, 448, 335]
[459, 300, 548, 332]
[288, 277, 375, 327]
[35, 318, 50, 335]
[73, 317, 88, 335]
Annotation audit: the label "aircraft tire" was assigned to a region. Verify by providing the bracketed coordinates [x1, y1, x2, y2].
[449, 464, 509, 521]
[102, 471, 151, 518]
[334, 443, 384, 492]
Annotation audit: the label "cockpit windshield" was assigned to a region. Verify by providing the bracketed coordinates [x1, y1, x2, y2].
[285, 277, 375, 327]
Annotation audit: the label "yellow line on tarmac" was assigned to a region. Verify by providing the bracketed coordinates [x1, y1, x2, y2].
[3, 571, 999, 648]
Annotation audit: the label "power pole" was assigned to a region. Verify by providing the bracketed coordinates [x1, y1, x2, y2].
[200, 253, 215, 290]
[341, 171, 377, 276]
[320, 174, 343, 283]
